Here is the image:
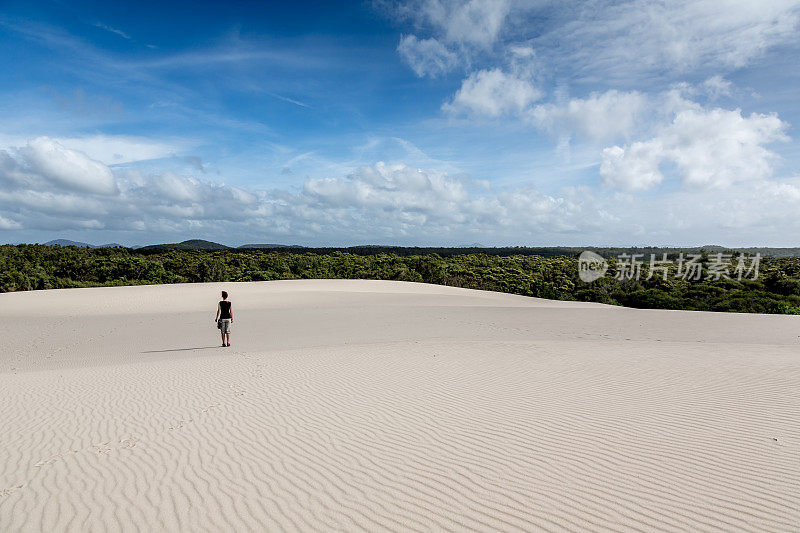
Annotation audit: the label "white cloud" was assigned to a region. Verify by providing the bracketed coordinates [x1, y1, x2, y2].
[399, 0, 511, 48]
[55, 135, 189, 165]
[600, 107, 789, 191]
[667, 108, 788, 188]
[600, 141, 664, 191]
[443, 68, 542, 117]
[703, 75, 733, 100]
[292, 162, 593, 239]
[391, 0, 516, 80]
[390, 1, 800, 85]
[618, 178, 800, 244]
[94, 22, 131, 40]
[0, 215, 21, 230]
[454, 80, 790, 195]
[4, 135, 800, 246]
[18, 137, 117, 195]
[508, 44, 534, 58]
[0, 139, 592, 241]
[152, 172, 203, 203]
[397, 35, 458, 77]
[531, 90, 650, 142]
[117, 169, 260, 223]
[303, 162, 468, 212]
[0, 189, 110, 218]
[439, 0, 510, 46]
[538, 0, 800, 80]
[0, 134, 188, 166]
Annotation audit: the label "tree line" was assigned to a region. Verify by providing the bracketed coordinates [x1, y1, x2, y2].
[2, 244, 800, 314]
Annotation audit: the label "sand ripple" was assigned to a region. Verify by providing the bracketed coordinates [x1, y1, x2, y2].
[1, 281, 798, 531]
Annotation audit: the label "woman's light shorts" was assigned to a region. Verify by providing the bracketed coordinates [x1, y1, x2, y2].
[219, 319, 232, 334]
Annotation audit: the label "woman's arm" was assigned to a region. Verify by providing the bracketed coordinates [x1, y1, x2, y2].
[230, 303, 233, 322]
[215, 302, 220, 321]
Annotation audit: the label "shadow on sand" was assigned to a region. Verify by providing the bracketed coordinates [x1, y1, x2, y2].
[141, 346, 221, 353]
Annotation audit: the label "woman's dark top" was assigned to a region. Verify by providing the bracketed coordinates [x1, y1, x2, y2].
[219, 300, 232, 319]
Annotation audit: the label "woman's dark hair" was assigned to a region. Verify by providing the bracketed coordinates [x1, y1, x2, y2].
[221, 291, 228, 299]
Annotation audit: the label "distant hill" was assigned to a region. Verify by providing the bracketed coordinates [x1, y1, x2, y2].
[45, 239, 94, 248]
[55, 238, 800, 258]
[44, 239, 124, 248]
[137, 239, 230, 251]
[151, 244, 800, 258]
[238, 244, 305, 249]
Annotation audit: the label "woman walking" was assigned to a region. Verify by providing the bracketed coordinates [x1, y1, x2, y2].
[215, 291, 233, 347]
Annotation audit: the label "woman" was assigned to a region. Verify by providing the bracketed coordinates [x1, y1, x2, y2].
[215, 290, 233, 347]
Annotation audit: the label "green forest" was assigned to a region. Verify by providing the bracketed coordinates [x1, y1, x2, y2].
[3, 244, 800, 314]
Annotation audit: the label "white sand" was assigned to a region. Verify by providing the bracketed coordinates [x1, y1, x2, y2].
[0, 280, 798, 531]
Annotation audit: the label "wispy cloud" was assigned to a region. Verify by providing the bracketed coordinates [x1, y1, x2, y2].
[397, 34, 458, 77]
[393, 0, 800, 83]
[266, 93, 310, 109]
[93, 22, 131, 40]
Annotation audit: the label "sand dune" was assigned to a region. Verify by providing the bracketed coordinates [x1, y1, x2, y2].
[1, 280, 798, 531]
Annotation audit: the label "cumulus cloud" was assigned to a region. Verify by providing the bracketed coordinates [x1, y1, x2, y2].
[17, 137, 117, 195]
[443, 68, 542, 117]
[152, 172, 204, 203]
[667, 108, 788, 188]
[0, 189, 111, 218]
[600, 107, 789, 190]
[531, 90, 651, 142]
[388, 0, 800, 184]
[397, 35, 458, 77]
[303, 162, 468, 214]
[292, 163, 597, 239]
[600, 141, 664, 191]
[0, 138, 594, 241]
[118, 169, 259, 223]
[442, 78, 790, 196]
[3, 135, 799, 246]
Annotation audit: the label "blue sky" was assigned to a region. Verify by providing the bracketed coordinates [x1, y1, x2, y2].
[1, 0, 800, 246]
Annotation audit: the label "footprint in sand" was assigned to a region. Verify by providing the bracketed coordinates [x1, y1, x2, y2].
[119, 438, 139, 450]
[0, 485, 23, 498]
[34, 450, 77, 467]
[168, 419, 193, 431]
[201, 404, 220, 413]
[92, 442, 112, 455]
